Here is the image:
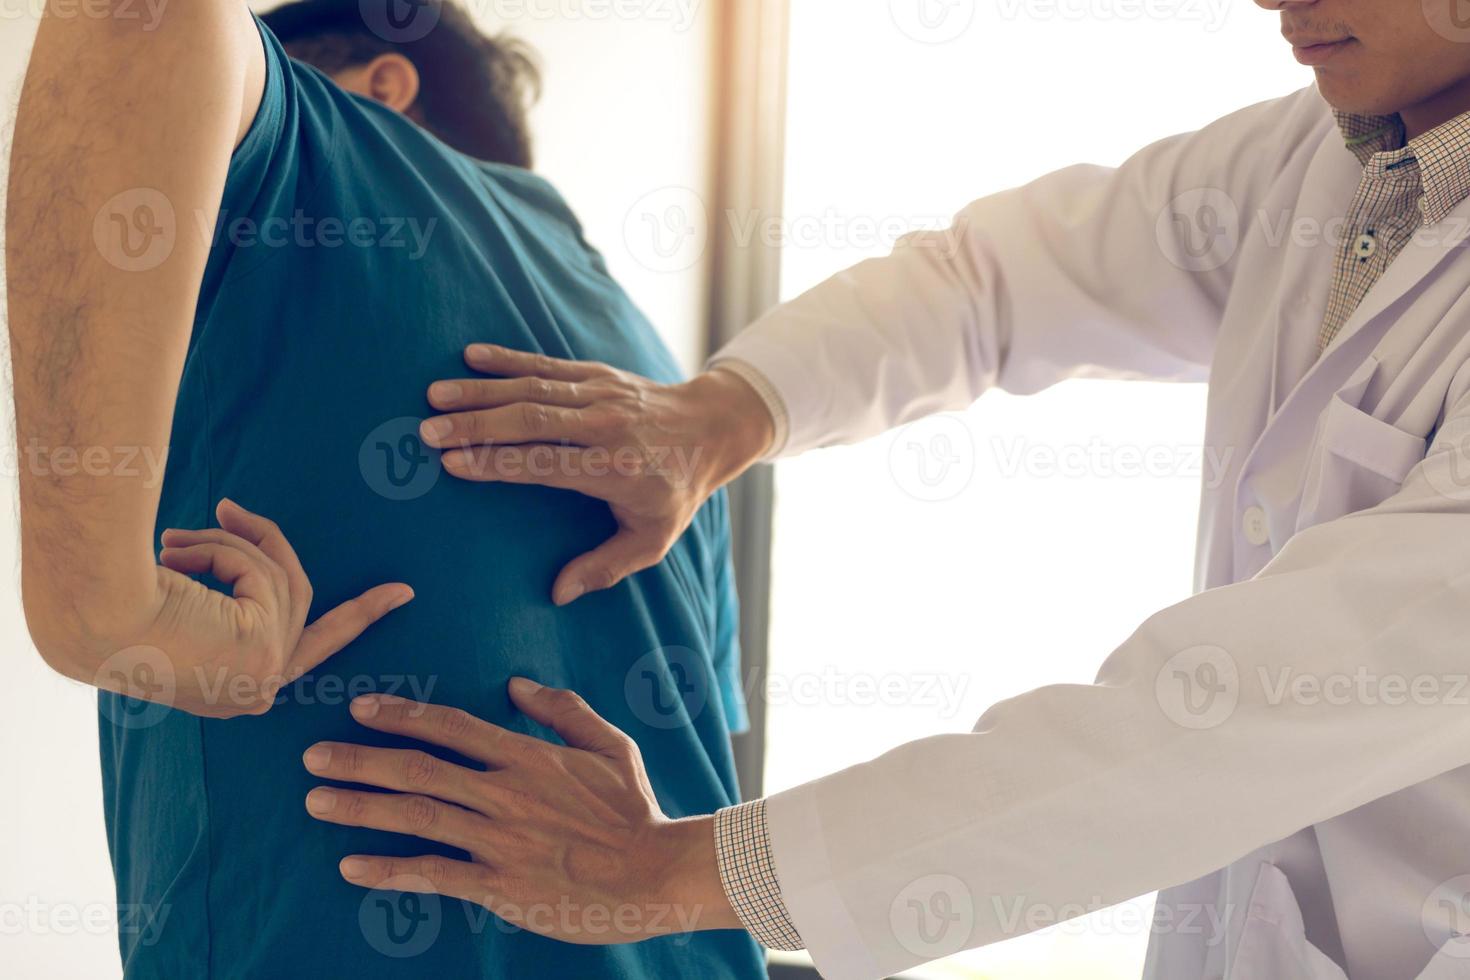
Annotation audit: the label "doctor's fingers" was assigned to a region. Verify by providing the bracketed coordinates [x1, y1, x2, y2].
[428, 377, 591, 413]
[462, 343, 619, 383]
[420, 403, 605, 449]
[304, 785, 496, 855]
[346, 694, 554, 769]
[335, 854, 497, 910]
[440, 444, 633, 498]
[302, 742, 494, 814]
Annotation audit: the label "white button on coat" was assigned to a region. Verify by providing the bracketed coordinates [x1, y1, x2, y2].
[716, 82, 1470, 980]
[1242, 506, 1270, 546]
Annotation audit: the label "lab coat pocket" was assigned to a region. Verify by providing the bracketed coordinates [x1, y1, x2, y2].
[1297, 366, 1428, 530]
[1230, 864, 1348, 980]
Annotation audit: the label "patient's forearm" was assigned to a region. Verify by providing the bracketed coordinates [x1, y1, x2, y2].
[6, 2, 263, 668]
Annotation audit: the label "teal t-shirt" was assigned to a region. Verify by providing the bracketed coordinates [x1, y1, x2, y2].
[97, 20, 761, 979]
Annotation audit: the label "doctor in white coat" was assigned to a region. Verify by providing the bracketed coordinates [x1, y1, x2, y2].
[298, 0, 1470, 977]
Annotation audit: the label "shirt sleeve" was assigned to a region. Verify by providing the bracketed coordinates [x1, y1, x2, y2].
[710, 85, 1330, 459]
[714, 800, 805, 951]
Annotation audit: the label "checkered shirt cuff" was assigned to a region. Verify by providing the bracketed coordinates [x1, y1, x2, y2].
[713, 799, 805, 951]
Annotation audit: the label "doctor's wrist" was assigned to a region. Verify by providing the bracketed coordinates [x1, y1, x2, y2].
[655, 814, 743, 933]
[683, 367, 777, 488]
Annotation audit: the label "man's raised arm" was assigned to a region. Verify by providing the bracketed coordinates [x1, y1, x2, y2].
[6, 3, 410, 714]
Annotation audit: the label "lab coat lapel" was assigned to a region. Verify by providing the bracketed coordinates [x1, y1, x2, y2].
[1263, 131, 1361, 416]
[1320, 203, 1470, 358]
[1255, 177, 1470, 471]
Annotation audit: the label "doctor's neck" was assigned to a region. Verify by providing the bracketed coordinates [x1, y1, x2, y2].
[1265, 0, 1470, 140]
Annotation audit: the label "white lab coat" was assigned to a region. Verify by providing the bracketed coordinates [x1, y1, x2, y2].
[714, 83, 1470, 980]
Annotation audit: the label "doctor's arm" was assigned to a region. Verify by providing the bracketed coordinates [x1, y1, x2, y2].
[7, 4, 410, 715]
[424, 86, 1326, 602]
[309, 381, 1470, 976]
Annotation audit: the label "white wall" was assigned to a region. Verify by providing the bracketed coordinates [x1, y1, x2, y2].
[0, 4, 718, 976]
[502, 3, 718, 373]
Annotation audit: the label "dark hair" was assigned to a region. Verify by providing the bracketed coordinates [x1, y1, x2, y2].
[260, 0, 541, 168]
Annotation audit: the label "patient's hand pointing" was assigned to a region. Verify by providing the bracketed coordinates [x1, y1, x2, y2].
[423, 345, 773, 605]
[94, 499, 414, 719]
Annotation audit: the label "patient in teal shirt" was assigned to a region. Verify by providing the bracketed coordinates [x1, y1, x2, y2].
[98, 7, 763, 978]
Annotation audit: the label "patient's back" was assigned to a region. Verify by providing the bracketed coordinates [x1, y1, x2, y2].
[97, 21, 761, 979]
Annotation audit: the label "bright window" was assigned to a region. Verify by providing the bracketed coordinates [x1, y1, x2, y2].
[764, 3, 1311, 976]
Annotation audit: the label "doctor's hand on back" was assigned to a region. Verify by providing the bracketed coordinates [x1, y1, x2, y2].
[420, 344, 774, 604]
[301, 682, 740, 942]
